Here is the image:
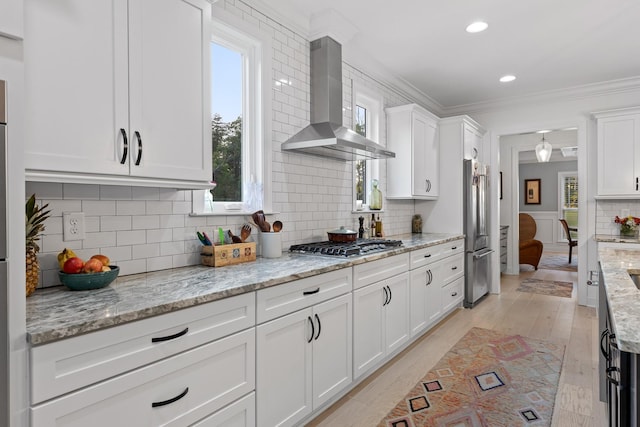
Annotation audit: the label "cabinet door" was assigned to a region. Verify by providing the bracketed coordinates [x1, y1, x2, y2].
[128, 0, 211, 182]
[353, 283, 385, 379]
[410, 263, 441, 336]
[384, 272, 410, 354]
[256, 309, 312, 427]
[192, 392, 255, 427]
[24, 0, 130, 176]
[412, 113, 439, 197]
[597, 115, 640, 195]
[312, 294, 352, 409]
[0, 0, 23, 39]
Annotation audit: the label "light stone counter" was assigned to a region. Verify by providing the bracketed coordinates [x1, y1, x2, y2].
[594, 234, 640, 244]
[599, 246, 640, 353]
[26, 233, 463, 345]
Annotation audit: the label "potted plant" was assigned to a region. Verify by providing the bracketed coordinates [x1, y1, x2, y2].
[614, 215, 640, 237]
[25, 194, 51, 297]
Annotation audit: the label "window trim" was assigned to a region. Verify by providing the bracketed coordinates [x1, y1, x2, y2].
[192, 7, 272, 216]
[352, 81, 383, 212]
[558, 170, 578, 241]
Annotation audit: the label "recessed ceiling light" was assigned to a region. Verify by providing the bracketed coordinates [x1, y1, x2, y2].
[499, 75, 516, 83]
[466, 21, 488, 33]
[536, 130, 551, 134]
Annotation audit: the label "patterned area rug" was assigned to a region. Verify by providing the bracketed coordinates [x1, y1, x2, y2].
[517, 278, 574, 298]
[377, 327, 565, 427]
[538, 253, 577, 272]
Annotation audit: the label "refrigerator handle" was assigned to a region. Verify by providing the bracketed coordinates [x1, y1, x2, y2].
[473, 249, 494, 259]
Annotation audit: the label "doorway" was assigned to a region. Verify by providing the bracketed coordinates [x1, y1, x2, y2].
[495, 123, 589, 306]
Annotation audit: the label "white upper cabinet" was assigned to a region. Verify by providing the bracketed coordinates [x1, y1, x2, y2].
[386, 104, 439, 199]
[0, 0, 23, 39]
[463, 123, 483, 161]
[594, 108, 640, 197]
[24, 0, 212, 188]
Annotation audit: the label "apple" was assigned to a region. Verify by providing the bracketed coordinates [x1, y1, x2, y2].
[63, 257, 84, 274]
[82, 258, 104, 274]
[90, 254, 110, 267]
[101, 265, 111, 272]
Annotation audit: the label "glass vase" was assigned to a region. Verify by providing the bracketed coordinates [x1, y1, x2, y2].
[620, 225, 638, 237]
[370, 179, 382, 210]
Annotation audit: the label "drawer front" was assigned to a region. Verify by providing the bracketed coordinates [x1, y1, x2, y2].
[441, 277, 464, 314]
[439, 239, 464, 260]
[409, 243, 444, 270]
[440, 253, 464, 284]
[31, 328, 256, 427]
[256, 268, 352, 324]
[192, 392, 255, 427]
[353, 253, 410, 289]
[31, 292, 256, 404]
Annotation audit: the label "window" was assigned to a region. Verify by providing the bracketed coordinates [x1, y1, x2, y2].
[352, 83, 382, 210]
[192, 12, 272, 215]
[559, 171, 578, 240]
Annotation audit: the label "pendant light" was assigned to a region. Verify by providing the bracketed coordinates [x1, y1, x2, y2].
[535, 134, 552, 162]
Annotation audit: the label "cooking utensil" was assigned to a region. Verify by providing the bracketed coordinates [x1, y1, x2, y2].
[202, 232, 213, 246]
[197, 231, 211, 246]
[251, 210, 271, 232]
[327, 226, 358, 243]
[228, 229, 242, 243]
[273, 220, 283, 232]
[241, 224, 252, 242]
[218, 227, 226, 245]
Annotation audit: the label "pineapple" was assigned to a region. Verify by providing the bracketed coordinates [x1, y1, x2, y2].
[25, 194, 51, 297]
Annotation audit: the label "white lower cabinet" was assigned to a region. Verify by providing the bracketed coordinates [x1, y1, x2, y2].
[353, 271, 410, 379]
[256, 293, 352, 427]
[31, 328, 255, 427]
[410, 261, 443, 336]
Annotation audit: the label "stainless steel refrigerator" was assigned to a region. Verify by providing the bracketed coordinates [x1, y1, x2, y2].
[463, 159, 493, 308]
[0, 79, 8, 424]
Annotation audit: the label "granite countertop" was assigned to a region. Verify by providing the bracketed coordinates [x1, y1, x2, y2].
[26, 233, 463, 346]
[599, 246, 640, 353]
[594, 234, 640, 244]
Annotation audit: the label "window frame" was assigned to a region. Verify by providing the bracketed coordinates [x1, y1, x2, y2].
[352, 81, 383, 212]
[192, 8, 272, 215]
[558, 170, 578, 241]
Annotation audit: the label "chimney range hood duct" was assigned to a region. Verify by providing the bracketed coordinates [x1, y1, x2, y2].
[281, 37, 395, 161]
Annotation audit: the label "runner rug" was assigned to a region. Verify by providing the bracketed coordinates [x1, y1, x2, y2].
[538, 253, 577, 272]
[377, 327, 565, 427]
[517, 278, 574, 298]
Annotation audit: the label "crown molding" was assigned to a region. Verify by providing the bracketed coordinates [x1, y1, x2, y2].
[239, 0, 310, 39]
[442, 76, 640, 117]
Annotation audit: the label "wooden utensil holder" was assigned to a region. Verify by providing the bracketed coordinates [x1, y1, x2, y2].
[201, 242, 256, 267]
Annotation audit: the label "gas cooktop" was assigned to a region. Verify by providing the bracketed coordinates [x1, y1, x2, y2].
[289, 239, 403, 257]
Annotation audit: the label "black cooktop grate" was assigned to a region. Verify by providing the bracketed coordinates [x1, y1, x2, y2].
[289, 239, 403, 257]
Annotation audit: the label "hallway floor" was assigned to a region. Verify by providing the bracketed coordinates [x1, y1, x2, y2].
[307, 258, 604, 426]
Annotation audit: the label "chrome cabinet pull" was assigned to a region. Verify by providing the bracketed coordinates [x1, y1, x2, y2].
[134, 131, 142, 165]
[151, 327, 188, 343]
[152, 387, 189, 408]
[303, 288, 320, 296]
[119, 128, 128, 164]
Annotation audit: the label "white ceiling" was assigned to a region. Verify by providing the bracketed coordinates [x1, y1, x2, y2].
[259, 0, 640, 110]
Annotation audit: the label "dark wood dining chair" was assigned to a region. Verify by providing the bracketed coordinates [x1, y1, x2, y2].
[559, 219, 578, 263]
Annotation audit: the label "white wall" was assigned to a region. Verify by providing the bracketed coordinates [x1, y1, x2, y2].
[470, 84, 640, 307]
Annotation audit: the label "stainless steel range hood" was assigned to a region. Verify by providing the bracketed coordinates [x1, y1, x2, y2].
[281, 37, 395, 161]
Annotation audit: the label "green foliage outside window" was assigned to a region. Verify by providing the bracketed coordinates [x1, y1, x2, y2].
[211, 113, 242, 201]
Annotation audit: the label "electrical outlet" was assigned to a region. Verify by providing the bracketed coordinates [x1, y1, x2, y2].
[63, 212, 85, 241]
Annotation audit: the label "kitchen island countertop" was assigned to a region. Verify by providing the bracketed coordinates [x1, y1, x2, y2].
[26, 233, 463, 346]
[599, 246, 640, 353]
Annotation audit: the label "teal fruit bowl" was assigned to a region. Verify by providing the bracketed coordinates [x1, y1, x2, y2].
[58, 266, 120, 291]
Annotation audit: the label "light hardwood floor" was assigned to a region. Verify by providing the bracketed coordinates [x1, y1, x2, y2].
[307, 254, 606, 427]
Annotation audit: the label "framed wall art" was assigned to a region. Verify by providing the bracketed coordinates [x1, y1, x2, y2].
[524, 179, 541, 205]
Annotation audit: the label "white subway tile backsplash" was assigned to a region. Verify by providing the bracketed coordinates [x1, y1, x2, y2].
[132, 215, 161, 230]
[100, 185, 133, 200]
[101, 216, 132, 232]
[26, 182, 63, 199]
[146, 228, 174, 244]
[147, 256, 174, 272]
[146, 201, 173, 215]
[116, 201, 146, 216]
[116, 230, 146, 246]
[84, 231, 117, 248]
[160, 241, 184, 256]
[158, 215, 185, 229]
[132, 243, 160, 259]
[83, 201, 116, 216]
[63, 183, 100, 199]
[132, 187, 160, 200]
